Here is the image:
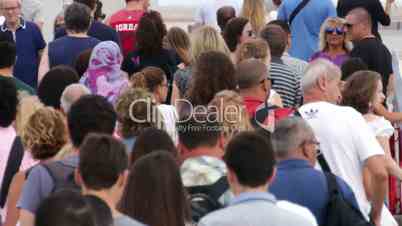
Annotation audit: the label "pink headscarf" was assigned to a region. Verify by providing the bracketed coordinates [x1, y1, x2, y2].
[80, 41, 128, 104]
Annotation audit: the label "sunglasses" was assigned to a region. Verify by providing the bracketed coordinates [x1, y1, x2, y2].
[325, 27, 345, 35]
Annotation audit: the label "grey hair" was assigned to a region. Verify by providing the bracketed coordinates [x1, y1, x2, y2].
[272, 117, 315, 158]
[60, 84, 91, 113]
[302, 59, 341, 92]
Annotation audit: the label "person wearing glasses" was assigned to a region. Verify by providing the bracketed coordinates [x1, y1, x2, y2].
[270, 117, 359, 226]
[310, 17, 352, 67]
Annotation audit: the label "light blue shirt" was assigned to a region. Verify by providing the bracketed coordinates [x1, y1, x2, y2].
[277, 0, 336, 61]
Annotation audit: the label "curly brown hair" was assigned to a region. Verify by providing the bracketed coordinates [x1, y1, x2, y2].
[22, 107, 67, 160]
[235, 38, 270, 65]
[341, 70, 381, 114]
[186, 51, 237, 106]
[115, 88, 164, 138]
[130, 67, 166, 93]
[136, 10, 167, 56]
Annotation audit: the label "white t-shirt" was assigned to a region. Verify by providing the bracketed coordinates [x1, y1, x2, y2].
[367, 116, 394, 138]
[299, 102, 384, 219]
[194, 0, 243, 29]
[157, 104, 178, 145]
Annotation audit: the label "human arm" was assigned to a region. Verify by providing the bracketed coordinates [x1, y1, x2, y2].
[378, 135, 402, 180]
[373, 102, 402, 123]
[37, 46, 49, 84]
[3, 172, 25, 226]
[373, 0, 391, 26]
[19, 210, 34, 226]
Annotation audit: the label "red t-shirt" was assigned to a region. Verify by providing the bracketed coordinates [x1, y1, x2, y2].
[109, 9, 144, 56]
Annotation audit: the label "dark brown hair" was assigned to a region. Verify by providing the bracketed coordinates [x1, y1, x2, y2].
[260, 25, 287, 57]
[130, 128, 177, 164]
[341, 70, 381, 114]
[186, 51, 237, 106]
[136, 10, 167, 56]
[118, 151, 191, 226]
[223, 17, 249, 52]
[131, 66, 166, 93]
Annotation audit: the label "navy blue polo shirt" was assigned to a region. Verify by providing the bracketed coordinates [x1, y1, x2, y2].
[269, 159, 359, 225]
[54, 21, 121, 46]
[0, 18, 46, 89]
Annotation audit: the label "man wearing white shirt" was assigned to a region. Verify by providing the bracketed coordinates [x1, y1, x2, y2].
[299, 59, 388, 226]
[193, 0, 242, 29]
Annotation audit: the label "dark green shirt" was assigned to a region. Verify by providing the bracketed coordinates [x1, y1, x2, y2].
[0, 75, 35, 96]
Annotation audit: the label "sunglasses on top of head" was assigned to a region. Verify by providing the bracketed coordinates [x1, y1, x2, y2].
[325, 27, 345, 35]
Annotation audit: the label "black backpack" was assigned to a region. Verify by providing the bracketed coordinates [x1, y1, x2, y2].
[187, 176, 229, 222]
[323, 172, 374, 226]
[42, 160, 81, 193]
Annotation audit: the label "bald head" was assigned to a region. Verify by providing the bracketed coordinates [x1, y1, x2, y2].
[60, 84, 91, 113]
[236, 58, 268, 90]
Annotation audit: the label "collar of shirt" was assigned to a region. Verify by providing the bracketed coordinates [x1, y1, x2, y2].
[230, 192, 277, 206]
[277, 159, 312, 170]
[271, 56, 285, 64]
[1, 17, 26, 32]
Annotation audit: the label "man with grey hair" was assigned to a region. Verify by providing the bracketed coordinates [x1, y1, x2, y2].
[346, 7, 393, 96]
[270, 117, 358, 226]
[60, 83, 91, 114]
[299, 59, 389, 226]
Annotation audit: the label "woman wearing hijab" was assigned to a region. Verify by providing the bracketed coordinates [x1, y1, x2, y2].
[80, 41, 129, 104]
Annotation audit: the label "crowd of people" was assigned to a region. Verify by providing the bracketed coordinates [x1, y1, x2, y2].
[0, 0, 401, 225]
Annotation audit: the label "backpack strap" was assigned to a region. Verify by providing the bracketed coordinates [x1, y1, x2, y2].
[187, 176, 229, 201]
[317, 153, 332, 173]
[42, 161, 76, 193]
[324, 172, 340, 196]
[288, 0, 311, 26]
[0, 136, 24, 208]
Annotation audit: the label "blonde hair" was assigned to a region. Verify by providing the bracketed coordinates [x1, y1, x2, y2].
[208, 90, 254, 142]
[319, 17, 352, 52]
[167, 27, 192, 66]
[22, 107, 67, 160]
[236, 38, 271, 65]
[15, 96, 44, 136]
[241, 0, 266, 33]
[190, 26, 231, 61]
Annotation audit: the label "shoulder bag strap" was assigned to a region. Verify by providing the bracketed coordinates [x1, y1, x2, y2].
[288, 0, 311, 25]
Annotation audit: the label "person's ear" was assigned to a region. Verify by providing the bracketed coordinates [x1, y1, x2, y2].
[74, 169, 83, 188]
[317, 75, 328, 91]
[268, 167, 277, 185]
[218, 133, 226, 152]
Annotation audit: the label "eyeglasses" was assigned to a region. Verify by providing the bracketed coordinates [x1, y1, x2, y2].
[325, 27, 345, 35]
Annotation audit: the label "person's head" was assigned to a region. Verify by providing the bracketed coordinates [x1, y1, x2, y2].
[208, 90, 254, 144]
[64, 2, 92, 34]
[267, 20, 291, 49]
[78, 134, 128, 202]
[224, 132, 276, 194]
[340, 57, 368, 81]
[260, 24, 287, 57]
[187, 50, 237, 106]
[131, 67, 169, 104]
[302, 59, 342, 104]
[236, 58, 271, 99]
[216, 6, 236, 32]
[74, 48, 93, 78]
[136, 10, 166, 56]
[74, 0, 97, 12]
[0, 41, 16, 69]
[166, 27, 191, 66]
[223, 17, 254, 52]
[345, 7, 372, 41]
[35, 190, 107, 226]
[83, 195, 114, 226]
[68, 95, 117, 148]
[235, 38, 270, 65]
[54, 10, 65, 34]
[190, 26, 231, 61]
[131, 128, 177, 164]
[319, 17, 351, 52]
[272, 117, 318, 165]
[0, 0, 21, 24]
[38, 66, 79, 109]
[0, 77, 17, 128]
[115, 88, 164, 139]
[177, 112, 224, 156]
[341, 70, 383, 114]
[22, 107, 67, 160]
[240, 0, 266, 33]
[60, 84, 91, 114]
[119, 151, 191, 226]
